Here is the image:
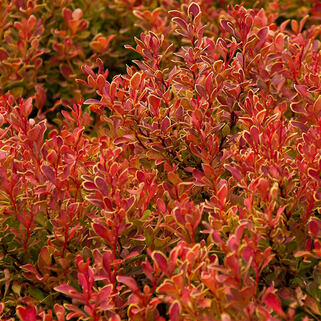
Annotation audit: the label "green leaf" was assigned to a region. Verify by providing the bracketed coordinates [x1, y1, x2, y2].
[29, 287, 46, 300]
[141, 209, 151, 221]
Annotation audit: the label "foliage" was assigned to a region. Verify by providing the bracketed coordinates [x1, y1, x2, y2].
[1, 0, 321, 320]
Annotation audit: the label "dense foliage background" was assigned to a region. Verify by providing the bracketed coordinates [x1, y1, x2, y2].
[0, 0, 321, 320]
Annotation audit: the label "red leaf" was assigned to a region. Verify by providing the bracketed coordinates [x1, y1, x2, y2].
[225, 253, 240, 277]
[94, 177, 109, 196]
[217, 183, 227, 207]
[157, 280, 177, 294]
[188, 3, 200, 17]
[117, 275, 139, 292]
[290, 102, 306, 114]
[148, 94, 161, 117]
[54, 304, 65, 321]
[27, 121, 46, 142]
[93, 223, 112, 243]
[41, 165, 56, 184]
[169, 301, 181, 321]
[97, 285, 113, 307]
[161, 117, 171, 133]
[294, 84, 312, 99]
[156, 199, 166, 214]
[313, 95, 321, 114]
[16, 305, 37, 321]
[291, 120, 309, 132]
[309, 219, 321, 238]
[0, 48, 9, 61]
[130, 72, 141, 91]
[103, 197, 113, 210]
[60, 65, 72, 78]
[224, 164, 242, 182]
[54, 283, 84, 301]
[256, 27, 268, 50]
[206, 72, 215, 96]
[264, 293, 286, 317]
[152, 251, 168, 275]
[83, 98, 106, 106]
[137, 170, 145, 182]
[308, 168, 320, 181]
[172, 17, 188, 31]
[23, 97, 33, 117]
[83, 181, 96, 190]
[250, 126, 260, 145]
[63, 8, 72, 22]
[220, 19, 234, 34]
[123, 251, 139, 262]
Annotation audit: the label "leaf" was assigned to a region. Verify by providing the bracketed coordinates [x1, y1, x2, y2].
[220, 19, 234, 34]
[123, 251, 139, 262]
[224, 164, 242, 182]
[205, 72, 215, 95]
[304, 295, 321, 315]
[94, 176, 109, 196]
[0, 150, 6, 161]
[83, 181, 96, 190]
[168, 171, 181, 185]
[308, 168, 320, 181]
[290, 102, 306, 114]
[0, 48, 9, 61]
[136, 170, 145, 182]
[172, 17, 188, 31]
[130, 72, 141, 91]
[291, 120, 309, 132]
[142, 209, 152, 221]
[54, 283, 84, 301]
[28, 120, 46, 142]
[148, 94, 161, 117]
[92, 223, 112, 243]
[83, 98, 105, 105]
[256, 27, 268, 50]
[97, 285, 113, 307]
[16, 305, 37, 321]
[29, 287, 46, 300]
[63, 8, 72, 22]
[309, 219, 321, 238]
[188, 2, 201, 17]
[291, 19, 298, 34]
[157, 280, 177, 294]
[146, 150, 164, 160]
[217, 183, 227, 207]
[294, 84, 312, 99]
[117, 275, 139, 292]
[38, 246, 52, 267]
[169, 301, 181, 321]
[313, 95, 321, 114]
[161, 117, 171, 133]
[156, 198, 166, 214]
[60, 65, 72, 78]
[225, 253, 240, 277]
[275, 33, 284, 51]
[152, 251, 168, 275]
[41, 165, 56, 184]
[250, 126, 260, 145]
[264, 293, 286, 318]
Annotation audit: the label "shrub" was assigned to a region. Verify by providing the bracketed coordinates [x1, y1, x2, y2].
[0, 1, 321, 320]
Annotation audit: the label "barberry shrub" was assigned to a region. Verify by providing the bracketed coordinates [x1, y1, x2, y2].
[0, 1, 321, 321]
